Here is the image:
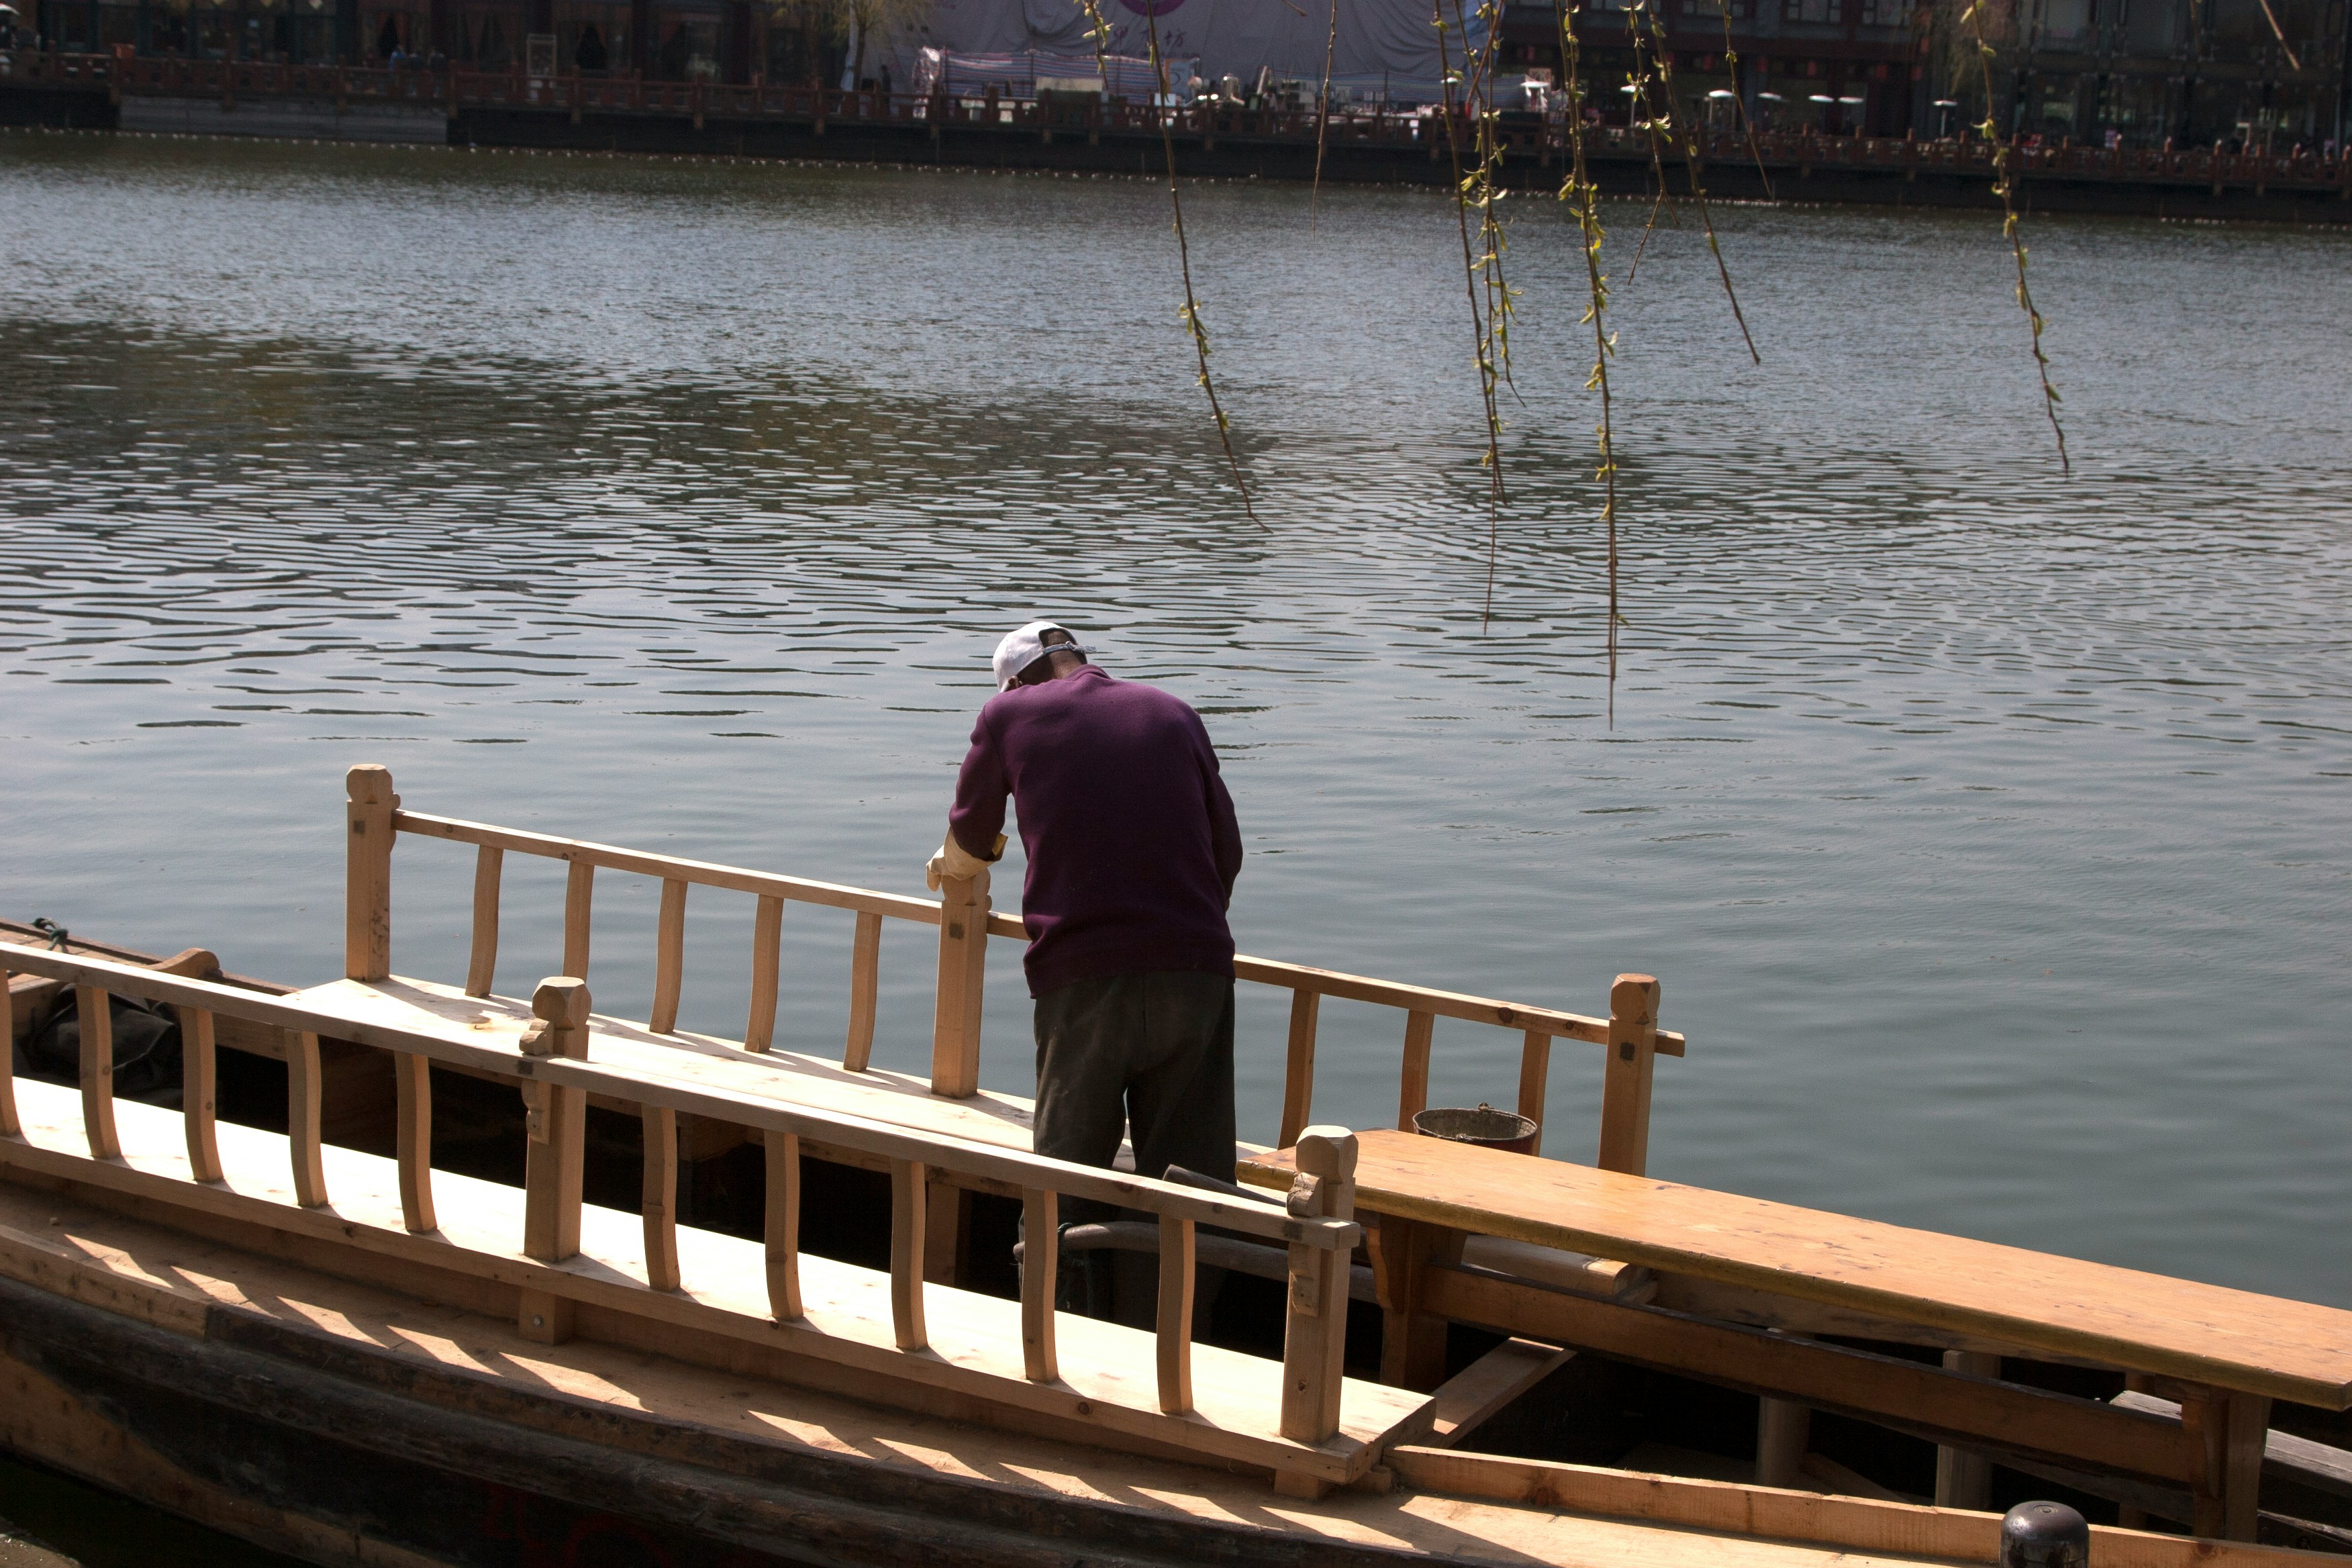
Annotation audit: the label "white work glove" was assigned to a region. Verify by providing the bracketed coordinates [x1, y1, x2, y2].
[924, 832, 1003, 891]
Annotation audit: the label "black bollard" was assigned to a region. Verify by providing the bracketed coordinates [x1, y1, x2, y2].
[2001, 1501, 2090, 1568]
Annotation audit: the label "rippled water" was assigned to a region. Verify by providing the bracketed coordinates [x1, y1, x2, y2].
[4, 130, 2349, 1304]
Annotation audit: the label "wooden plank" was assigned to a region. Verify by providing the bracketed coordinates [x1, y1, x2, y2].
[929, 871, 987, 1100]
[286, 1030, 326, 1208]
[1597, 973, 1659, 1176]
[2116, 1389, 2352, 1504]
[0, 961, 15, 1138]
[77, 984, 119, 1161]
[464, 844, 501, 998]
[1386, 1447, 2317, 1568]
[1426, 1338, 1575, 1447]
[744, 895, 782, 1054]
[1241, 1128, 2352, 1410]
[1021, 1187, 1057, 1382]
[650, 879, 687, 1035]
[1280, 1128, 1357, 1444]
[766, 1130, 801, 1322]
[891, 1159, 928, 1351]
[2224, 1392, 2271, 1542]
[1231, 953, 1687, 1055]
[175, 1006, 222, 1183]
[393, 1050, 434, 1232]
[345, 764, 396, 983]
[562, 861, 594, 981]
[0, 951, 1360, 1256]
[1514, 1028, 1549, 1156]
[1158, 1214, 1195, 1414]
[1418, 1265, 2208, 1485]
[642, 1106, 680, 1292]
[1395, 1010, 1434, 1133]
[1279, 990, 1319, 1150]
[842, 911, 880, 1072]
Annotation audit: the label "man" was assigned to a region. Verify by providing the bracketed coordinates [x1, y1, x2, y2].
[927, 620, 1243, 1203]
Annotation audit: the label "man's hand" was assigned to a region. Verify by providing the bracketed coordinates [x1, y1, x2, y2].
[924, 832, 1004, 891]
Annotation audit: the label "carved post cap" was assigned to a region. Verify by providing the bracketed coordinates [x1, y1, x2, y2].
[532, 977, 591, 1029]
[1610, 973, 1661, 1023]
[1294, 1125, 1358, 1179]
[346, 763, 395, 804]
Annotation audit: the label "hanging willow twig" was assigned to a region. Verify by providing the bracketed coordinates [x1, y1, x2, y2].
[1712, 0, 1775, 198]
[1961, 0, 2069, 472]
[1620, 14, 1681, 287]
[1557, 0, 1623, 724]
[1634, 0, 1758, 363]
[1311, 0, 1341, 226]
[1145, 2, 1262, 524]
[1435, 0, 1514, 626]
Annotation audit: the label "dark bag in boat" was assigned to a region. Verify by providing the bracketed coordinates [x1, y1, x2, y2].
[23, 987, 183, 1107]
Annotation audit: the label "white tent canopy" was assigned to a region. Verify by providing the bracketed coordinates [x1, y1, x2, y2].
[877, 0, 1492, 104]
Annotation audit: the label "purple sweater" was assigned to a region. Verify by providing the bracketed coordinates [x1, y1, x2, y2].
[948, 665, 1242, 997]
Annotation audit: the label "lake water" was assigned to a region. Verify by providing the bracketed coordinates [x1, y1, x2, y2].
[3, 130, 2348, 1308]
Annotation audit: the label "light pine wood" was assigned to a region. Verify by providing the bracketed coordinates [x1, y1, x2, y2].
[1597, 973, 1660, 1176]
[393, 1050, 434, 1232]
[1514, 1028, 1550, 1155]
[650, 879, 687, 1035]
[562, 861, 594, 981]
[464, 844, 502, 997]
[1280, 1127, 1357, 1444]
[0, 963, 15, 1138]
[923, 1177, 970, 1287]
[842, 910, 881, 1072]
[1020, 1187, 1057, 1382]
[1230, 952, 1687, 1056]
[928, 871, 988, 1100]
[766, 1130, 802, 1322]
[641, 1106, 680, 1291]
[522, 979, 589, 1263]
[744, 895, 783, 1054]
[1158, 1214, 1195, 1414]
[286, 1030, 326, 1208]
[344, 764, 396, 982]
[517, 1286, 575, 1345]
[0, 950, 1362, 1257]
[1426, 1338, 1576, 1447]
[175, 1006, 220, 1183]
[1242, 1128, 2352, 1411]
[1279, 990, 1320, 1150]
[891, 1159, 929, 1351]
[1395, 1010, 1434, 1132]
[77, 984, 119, 1161]
[1935, 1351, 1998, 1508]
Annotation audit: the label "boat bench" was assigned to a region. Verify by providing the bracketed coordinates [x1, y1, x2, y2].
[1244, 1128, 2352, 1540]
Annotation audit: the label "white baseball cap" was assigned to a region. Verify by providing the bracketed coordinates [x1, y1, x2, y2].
[991, 621, 1090, 691]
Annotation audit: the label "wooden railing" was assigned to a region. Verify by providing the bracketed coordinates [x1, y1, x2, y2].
[350, 766, 1684, 1169]
[0, 940, 1371, 1464]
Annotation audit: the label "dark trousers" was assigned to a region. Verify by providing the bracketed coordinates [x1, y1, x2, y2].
[1030, 969, 1236, 1320]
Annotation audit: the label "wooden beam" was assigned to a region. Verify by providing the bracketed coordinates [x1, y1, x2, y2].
[1279, 991, 1319, 1151]
[766, 1130, 801, 1322]
[642, 1106, 679, 1292]
[464, 844, 501, 998]
[345, 764, 395, 983]
[1418, 1266, 2208, 1485]
[1281, 1128, 1357, 1444]
[77, 985, 118, 1161]
[1395, 1010, 1434, 1133]
[1232, 953, 1687, 1056]
[1021, 1187, 1057, 1382]
[287, 1030, 327, 1208]
[393, 1050, 434, 1232]
[0, 961, 13, 1139]
[521, 979, 589, 1266]
[561, 863, 594, 983]
[1514, 1028, 1549, 1156]
[744, 895, 782, 1055]
[891, 1159, 928, 1351]
[1425, 1338, 1575, 1447]
[1370, 1215, 1459, 1391]
[649, 879, 687, 1035]
[842, 911, 880, 1072]
[1936, 1350, 1998, 1509]
[1597, 973, 1659, 1176]
[1159, 1215, 1195, 1414]
[929, 872, 988, 1101]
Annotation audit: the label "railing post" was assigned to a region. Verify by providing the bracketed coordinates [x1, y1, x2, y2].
[745, 894, 783, 1053]
[649, 877, 687, 1034]
[345, 763, 397, 981]
[562, 861, 594, 981]
[1514, 1028, 1551, 1156]
[842, 910, 881, 1071]
[0, 959, 17, 1138]
[521, 977, 589, 1342]
[1597, 973, 1661, 1176]
[929, 868, 987, 1099]
[176, 1004, 222, 1183]
[1020, 1187, 1057, 1381]
[766, 1130, 801, 1320]
[464, 844, 502, 997]
[395, 1050, 434, 1230]
[889, 1157, 929, 1349]
[1157, 1213, 1196, 1414]
[77, 984, 119, 1160]
[642, 1106, 680, 1290]
[1279, 989, 1320, 1148]
[1279, 1124, 1357, 1458]
[1395, 1009, 1434, 1132]
[288, 1029, 328, 1206]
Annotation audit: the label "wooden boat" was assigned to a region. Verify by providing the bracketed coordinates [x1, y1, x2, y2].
[4, 763, 2351, 1567]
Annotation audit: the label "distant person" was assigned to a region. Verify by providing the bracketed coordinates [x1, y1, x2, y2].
[575, 24, 604, 71]
[926, 622, 1243, 1219]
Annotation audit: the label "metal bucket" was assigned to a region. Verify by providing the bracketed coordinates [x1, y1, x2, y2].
[1411, 1103, 1539, 1155]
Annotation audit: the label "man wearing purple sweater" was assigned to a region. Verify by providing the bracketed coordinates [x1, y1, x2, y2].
[926, 620, 1244, 1202]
